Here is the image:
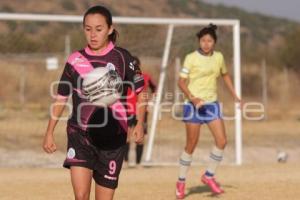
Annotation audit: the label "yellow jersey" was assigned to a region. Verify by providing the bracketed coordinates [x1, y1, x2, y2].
[179, 50, 227, 102]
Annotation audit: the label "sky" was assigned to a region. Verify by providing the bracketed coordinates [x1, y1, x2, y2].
[202, 0, 300, 22]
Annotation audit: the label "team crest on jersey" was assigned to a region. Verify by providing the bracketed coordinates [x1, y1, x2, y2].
[129, 62, 135, 71]
[106, 62, 116, 71]
[67, 148, 76, 159]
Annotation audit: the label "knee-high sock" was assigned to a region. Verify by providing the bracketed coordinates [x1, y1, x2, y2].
[178, 151, 193, 181]
[205, 146, 224, 177]
[124, 142, 130, 162]
[136, 144, 144, 164]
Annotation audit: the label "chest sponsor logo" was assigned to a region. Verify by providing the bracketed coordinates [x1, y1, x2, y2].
[72, 56, 90, 67]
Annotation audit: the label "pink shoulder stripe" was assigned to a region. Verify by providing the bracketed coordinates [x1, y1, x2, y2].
[67, 52, 94, 77]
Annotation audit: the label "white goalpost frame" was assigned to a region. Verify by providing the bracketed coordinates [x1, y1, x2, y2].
[0, 13, 242, 165]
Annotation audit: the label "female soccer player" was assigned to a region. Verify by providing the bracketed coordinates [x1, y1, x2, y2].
[42, 5, 145, 200]
[175, 24, 241, 198]
[124, 56, 156, 168]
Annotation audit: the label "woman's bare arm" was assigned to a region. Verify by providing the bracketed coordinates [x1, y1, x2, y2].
[43, 98, 68, 153]
[178, 77, 204, 108]
[222, 73, 241, 101]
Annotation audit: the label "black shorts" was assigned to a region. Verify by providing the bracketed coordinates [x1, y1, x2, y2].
[63, 125, 126, 189]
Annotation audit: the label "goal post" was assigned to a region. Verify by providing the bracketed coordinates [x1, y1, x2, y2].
[0, 13, 242, 165]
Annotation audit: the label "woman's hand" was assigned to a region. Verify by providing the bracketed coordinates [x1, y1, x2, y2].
[43, 132, 57, 154]
[235, 97, 244, 109]
[42, 99, 67, 154]
[127, 126, 134, 143]
[132, 123, 144, 144]
[191, 97, 205, 109]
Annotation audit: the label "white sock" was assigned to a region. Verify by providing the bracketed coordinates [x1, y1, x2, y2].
[178, 151, 192, 181]
[205, 146, 224, 178]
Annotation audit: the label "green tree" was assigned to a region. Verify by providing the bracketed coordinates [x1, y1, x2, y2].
[280, 28, 300, 72]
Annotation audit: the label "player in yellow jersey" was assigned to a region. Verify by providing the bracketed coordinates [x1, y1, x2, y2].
[175, 24, 242, 198]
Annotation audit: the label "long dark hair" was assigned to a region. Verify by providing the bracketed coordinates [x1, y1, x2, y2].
[83, 5, 118, 43]
[196, 23, 218, 42]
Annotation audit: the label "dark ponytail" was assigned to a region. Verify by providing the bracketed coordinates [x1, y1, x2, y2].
[83, 5, 118, 43]
[196, 23, 218, 42]
[109, 29, 118, 44]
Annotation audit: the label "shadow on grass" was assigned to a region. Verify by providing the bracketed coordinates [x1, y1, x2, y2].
[185, 184, 235, 198]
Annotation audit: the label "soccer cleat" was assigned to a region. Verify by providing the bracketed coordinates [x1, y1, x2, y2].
[175, 181, 185, 199]
[201, 175, 224, 195]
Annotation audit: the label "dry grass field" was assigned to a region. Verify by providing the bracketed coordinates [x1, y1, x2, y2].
[0, 107, 300, 199]
[1, 164, 300, 200]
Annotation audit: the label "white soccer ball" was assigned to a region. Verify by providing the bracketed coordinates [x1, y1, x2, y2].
[277, 151, 288, 163]
[82, 67, 123, 106]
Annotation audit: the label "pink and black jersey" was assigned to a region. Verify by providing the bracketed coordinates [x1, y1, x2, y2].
[57, 42, 144, 136]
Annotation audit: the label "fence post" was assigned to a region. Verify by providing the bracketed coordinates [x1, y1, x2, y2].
[261, 59, 268, 120]
[19, 65, 26, 108]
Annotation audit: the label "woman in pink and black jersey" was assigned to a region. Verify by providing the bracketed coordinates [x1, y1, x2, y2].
[42, 5, 146, 200]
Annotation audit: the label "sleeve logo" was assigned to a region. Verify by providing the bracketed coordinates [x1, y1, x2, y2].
[129, 62, 135, 71]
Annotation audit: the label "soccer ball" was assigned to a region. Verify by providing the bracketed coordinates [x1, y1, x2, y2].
[277, 151, 288, 163]
[82, 67, 123, 106]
